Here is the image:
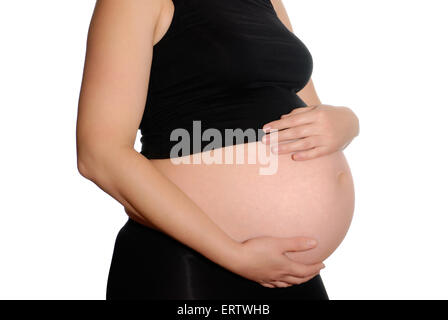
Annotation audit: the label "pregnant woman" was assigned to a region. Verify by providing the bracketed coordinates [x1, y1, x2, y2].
[77, 0, 359, 300]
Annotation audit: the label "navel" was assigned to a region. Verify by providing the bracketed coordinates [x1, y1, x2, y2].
[336, 170, 347, 183]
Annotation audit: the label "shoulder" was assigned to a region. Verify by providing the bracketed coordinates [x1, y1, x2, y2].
[91, 0, 167, 31]
[89, 0, 174, 46]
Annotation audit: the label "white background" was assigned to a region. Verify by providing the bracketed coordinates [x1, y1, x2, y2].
[0, 0, 447, 300]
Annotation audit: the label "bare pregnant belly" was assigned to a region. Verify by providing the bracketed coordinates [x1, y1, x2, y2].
[150, 141, 355, 264]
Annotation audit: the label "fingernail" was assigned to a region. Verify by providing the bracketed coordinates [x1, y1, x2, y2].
[263, 126, 271, 133]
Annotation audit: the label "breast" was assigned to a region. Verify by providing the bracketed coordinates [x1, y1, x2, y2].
[150, 142, 355, 264]
[141, 0, 314, 155]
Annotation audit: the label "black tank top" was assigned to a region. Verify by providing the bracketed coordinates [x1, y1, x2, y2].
[139, 0, 313, 159]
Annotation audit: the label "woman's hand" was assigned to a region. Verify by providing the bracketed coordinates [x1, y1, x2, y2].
[232, 236, 325, 288]
[262, 105, 359, 161]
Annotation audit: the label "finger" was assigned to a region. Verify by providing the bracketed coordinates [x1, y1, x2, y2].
[282, 272, 320, 285]
[280, 237, 318, 253]
[263, 112, 315, 132]
[259, 282, 275, 288]
[272, 137, 320, 155]
[263, 124, 316, 144]
[288, 262, 325, 278]
[291, 146, 328, 161]
[271, 281, 292, 288]
[281, 276, 305, 285]
[281, 105, 318, 118]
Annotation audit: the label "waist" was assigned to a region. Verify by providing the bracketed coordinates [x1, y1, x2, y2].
[139, 86, 307, 159]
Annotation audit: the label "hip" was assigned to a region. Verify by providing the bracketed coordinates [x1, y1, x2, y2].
[106, 217, 329, 300]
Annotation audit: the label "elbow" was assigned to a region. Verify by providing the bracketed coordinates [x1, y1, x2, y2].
[76, 130, 111, 182]
[77, 157, 92, 180]
[76, 141, 131, 182]
[76, 142, 103, 182]
[77, 152, 96, 181]
[76, 132, 134, 182]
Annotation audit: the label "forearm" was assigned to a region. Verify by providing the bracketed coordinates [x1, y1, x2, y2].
[297, 79, 322, 107]
[78, 146, 242, 271]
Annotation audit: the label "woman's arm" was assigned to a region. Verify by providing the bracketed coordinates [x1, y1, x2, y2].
[77, 0, 240, 269]
[77, 0, 324, 288]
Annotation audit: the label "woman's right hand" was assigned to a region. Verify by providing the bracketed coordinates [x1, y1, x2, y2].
[232, 236, 325, 288]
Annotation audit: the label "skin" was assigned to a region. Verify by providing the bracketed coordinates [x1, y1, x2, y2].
[76, 0, 357, 289]
[263, 104, 359, 160]
[151, 148, 355, 266]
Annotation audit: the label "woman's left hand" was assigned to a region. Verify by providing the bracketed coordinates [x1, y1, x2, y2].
[262, 105, 359, 161]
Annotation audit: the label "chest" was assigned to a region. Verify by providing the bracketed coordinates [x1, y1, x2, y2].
[151, 0, 313, 91]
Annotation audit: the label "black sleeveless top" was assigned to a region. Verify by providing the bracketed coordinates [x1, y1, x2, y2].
[139, 0, 313, 159]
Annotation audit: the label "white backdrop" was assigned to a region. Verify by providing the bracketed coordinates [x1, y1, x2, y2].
[0, 0, 447, 300]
